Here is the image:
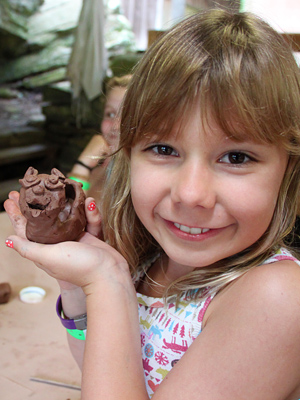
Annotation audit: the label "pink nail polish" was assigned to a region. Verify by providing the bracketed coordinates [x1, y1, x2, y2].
[88, 201, 96, 212]
[5, 239, 13, 249]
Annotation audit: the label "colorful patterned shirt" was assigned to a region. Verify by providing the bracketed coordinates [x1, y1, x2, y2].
[135, 248, 300, 397]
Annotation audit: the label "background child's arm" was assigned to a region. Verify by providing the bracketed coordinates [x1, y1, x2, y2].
[69, 135, 109, 182]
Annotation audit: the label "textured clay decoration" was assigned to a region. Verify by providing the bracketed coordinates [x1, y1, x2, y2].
[19, 167, 87, 244]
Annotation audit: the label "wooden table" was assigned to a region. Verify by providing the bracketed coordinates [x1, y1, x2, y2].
[0, 211, 81, 399]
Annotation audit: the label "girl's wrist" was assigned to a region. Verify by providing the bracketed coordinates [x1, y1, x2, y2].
[75, 159, 95, 172]
[57, 280, 81, 291]
[84, 263, 134, 302]
[60, 286, 87, 319]
[68, 165, 90, 181]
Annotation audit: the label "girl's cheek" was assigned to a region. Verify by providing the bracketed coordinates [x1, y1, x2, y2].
[101, 120, 113, 138]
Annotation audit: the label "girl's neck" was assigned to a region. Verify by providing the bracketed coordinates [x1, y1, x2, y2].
[136, 255, 165, 297]
[137, 254, 189, 298]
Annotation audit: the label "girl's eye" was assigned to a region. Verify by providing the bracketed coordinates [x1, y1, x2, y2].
[104, 111, 116, 119]
[150, 145, 178, 157]
[219, 152, 252, 165]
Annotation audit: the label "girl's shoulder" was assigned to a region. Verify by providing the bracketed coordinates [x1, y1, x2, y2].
[178, 251, 300, 400]
[206, 247, 300, 327]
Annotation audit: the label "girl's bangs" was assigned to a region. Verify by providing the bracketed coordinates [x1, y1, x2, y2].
[120, 9, 300, 151]
[198, 69, 300, 148]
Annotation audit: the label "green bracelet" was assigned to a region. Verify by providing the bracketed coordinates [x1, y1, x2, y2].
[66, 328, 87, 340]
[68, 176, 90, 191]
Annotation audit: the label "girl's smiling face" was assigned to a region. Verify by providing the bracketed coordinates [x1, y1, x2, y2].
[130, 109, 288, 276]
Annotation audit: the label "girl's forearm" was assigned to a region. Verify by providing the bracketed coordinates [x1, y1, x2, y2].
[81, 273, 148, 400]
[59, 284, 87, 369]
[67, 331, 85, 370]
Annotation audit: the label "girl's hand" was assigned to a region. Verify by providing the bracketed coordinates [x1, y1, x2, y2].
[4, 192, 103, 239]
[4, 191, 77, 290]
[5, 231, 128, 295]
[4, 192, 107, 290]
[4, 191, 26, 238]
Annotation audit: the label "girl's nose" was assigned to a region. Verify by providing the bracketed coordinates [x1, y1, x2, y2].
[171, 161, 216, 209]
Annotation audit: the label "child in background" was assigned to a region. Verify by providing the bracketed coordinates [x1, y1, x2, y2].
[69, 74, 132, 201]
[5, 9, 300, 400]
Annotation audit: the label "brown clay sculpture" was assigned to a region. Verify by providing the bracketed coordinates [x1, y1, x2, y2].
[19, 167, 86, 244]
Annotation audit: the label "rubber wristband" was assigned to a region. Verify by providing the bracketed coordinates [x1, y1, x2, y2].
[68, 176, 90, 191]
[75, 160, 94, 172]
[56, 295, 87, 330]
[66, 328, 87, 340]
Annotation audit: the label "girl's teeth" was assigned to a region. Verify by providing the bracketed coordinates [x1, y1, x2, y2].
[190, 227, 202, 234]
[174, 223, 209, 235]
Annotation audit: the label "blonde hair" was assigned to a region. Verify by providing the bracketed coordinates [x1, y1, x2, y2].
[102, 10, 300, 298]
[106, 74, 132, 93]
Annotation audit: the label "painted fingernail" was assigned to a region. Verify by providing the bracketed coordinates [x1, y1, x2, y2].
[5, 239, 13, 249]
[88, 201, 96, 212]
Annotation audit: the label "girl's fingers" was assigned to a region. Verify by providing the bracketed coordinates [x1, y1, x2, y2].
[5, 233, 126, 288]
[5, 235, 68, 274]
[85, 197, 103, 239]
[5, 235, 98, 285]
[3, 192, 27, 238]
[8, 190, 20, 203]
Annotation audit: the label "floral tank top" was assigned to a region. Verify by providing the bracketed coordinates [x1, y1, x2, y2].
[134, 248, 300, 398]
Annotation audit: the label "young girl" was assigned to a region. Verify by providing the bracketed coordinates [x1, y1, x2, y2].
[69, 74, 132, 201]
[5, 9, 300, 400]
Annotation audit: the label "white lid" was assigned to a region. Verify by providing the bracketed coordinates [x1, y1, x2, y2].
[19, 286, 46, 303]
